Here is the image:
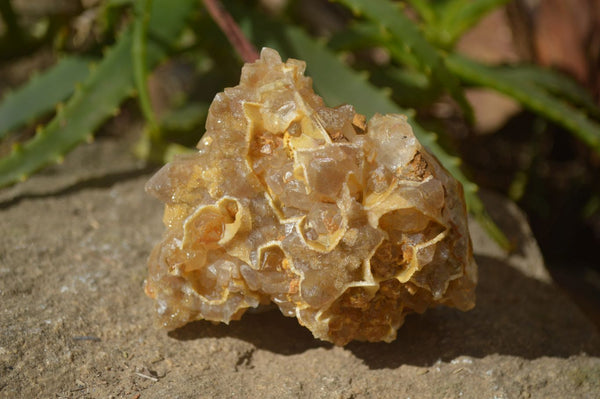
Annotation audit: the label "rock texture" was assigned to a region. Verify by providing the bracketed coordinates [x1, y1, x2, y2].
[145, 48, 476, 345]
[0, 125, 599, 398]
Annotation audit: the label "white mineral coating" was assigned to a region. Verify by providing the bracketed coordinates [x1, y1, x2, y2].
[144, 48, 477, 345]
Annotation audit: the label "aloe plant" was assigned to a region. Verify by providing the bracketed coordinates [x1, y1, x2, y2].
[0, 0, 195, 187]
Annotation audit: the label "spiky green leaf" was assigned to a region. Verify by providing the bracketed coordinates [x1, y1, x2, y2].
[0, 0, 195, 188]
[370, 67, 442, 108]
[335, 0, 473, 122]
[0, 32, 135, 187]
[0, 56, 92, 139]
[327, 22, 383, 52]
[446, 54, 600, 154]
[430, 0, 512, 46]
[500, 65, 600, 118]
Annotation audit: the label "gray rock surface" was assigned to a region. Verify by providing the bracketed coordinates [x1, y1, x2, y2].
[1, 138, 599, 398]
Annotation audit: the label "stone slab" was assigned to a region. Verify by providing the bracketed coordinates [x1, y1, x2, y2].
[1, 138, 598, 398]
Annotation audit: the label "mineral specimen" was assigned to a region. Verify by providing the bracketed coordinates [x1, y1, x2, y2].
[144, 48, 477, 345]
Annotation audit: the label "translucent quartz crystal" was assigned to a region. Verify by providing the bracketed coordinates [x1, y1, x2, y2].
[144, 48, 477, 345]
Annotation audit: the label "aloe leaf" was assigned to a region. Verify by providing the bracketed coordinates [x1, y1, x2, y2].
[327, 22, 384, 52]
[147, 0, 195, 45]
[287, 31, 400, 117]
[335, 0, 474, 123]
[500, 65, 600, 118]
[404, 0, 436, 25]
[370, 67, 442, 108]
[236, 8, 509, 248]
[329, 21, 424, 72]
[105, 0, 134, 6]
[325, 22, 440, 107]
[446, 54, 600, 154]
[0, 0, 195, 188]
[0, 56, 93, 139]
[0, 32, 135, 188]
[433, 0, 511, 46]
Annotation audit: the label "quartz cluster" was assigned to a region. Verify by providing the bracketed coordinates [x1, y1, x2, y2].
[144, 48, 477, 345]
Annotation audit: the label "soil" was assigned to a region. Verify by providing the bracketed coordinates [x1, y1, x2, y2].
[1, 136, 599, 398]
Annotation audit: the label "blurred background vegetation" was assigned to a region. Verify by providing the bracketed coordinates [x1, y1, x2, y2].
[0, 0, 599, 323]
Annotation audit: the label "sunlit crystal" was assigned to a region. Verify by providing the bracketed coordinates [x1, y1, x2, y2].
[144, 48, 477, 345]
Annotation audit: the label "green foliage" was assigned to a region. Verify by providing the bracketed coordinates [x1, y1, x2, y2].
[331, 12, 600, 155]
[494, 65, 600, 118]
[0, 56, 92, 139]
[0, 32, 135, 187]
[1, 0, 599, 250]
[133, 0, 158, 131]
[407, 0, 512, 47]
[0, 0, 194, 187]
[328, 22, 442, 107]
[335, 0, 474, 122]
[446, 54, 600, 152]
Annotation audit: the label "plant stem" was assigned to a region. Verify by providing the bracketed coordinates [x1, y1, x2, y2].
[133, 0, 159, 134]
[202, 0, 259, 63]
